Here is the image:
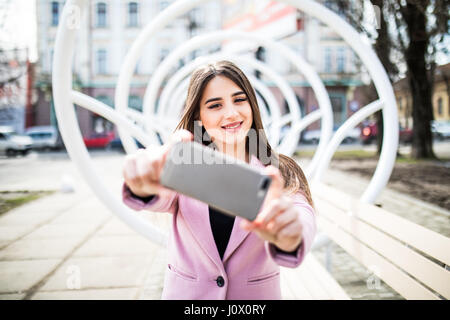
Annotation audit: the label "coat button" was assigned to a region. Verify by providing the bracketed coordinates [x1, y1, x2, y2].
[216, 276, 225, 287]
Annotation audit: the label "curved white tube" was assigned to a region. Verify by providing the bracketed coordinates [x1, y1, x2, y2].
[53, 0, 398, 250]
[52, 0, 167, 246]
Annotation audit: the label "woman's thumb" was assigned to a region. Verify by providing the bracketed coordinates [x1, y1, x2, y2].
[161, 129, 194, 162]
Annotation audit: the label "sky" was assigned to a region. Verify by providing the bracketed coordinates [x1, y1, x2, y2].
[0, 0, 38, 62]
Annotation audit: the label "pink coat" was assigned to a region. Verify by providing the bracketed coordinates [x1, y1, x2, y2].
[123, 155, 316, 300]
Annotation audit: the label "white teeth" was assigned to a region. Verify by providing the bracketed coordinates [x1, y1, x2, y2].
[223, 122, 241, 129]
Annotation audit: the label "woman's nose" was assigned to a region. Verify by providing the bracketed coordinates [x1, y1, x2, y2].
[223, 103, 239, 118]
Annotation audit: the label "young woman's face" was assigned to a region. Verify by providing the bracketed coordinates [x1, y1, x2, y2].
[199, 75, 253, 150]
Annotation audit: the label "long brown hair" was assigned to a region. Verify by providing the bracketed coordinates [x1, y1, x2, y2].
[175, 60, 314, 208]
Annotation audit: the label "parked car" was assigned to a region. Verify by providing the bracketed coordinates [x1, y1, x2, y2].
[399, 125, 413, 144]
[361, 121, 413, 144]
[432, 120, 450, 140]
[25, 126, 63, 150]
[361, 122, 377, 145]
[302, 127, 361, 144]
[106, 137, 145, 152]
[302, 129, 321, 144]
[0, 126, 33, 156]
[83, 132, 115, 148]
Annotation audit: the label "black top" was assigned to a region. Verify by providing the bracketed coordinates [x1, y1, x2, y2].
[128, 187, 298, 258]
[209, 206, 235, 260]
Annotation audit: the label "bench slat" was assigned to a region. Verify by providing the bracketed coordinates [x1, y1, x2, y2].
[317, 214, 440, 299]
[280, 270, 297, 299]
[296, 262, 332, 299]
[312, 182, 450, 266]
[303, 254, 351, 300]
[316, 200, 450, 299]
[281, 267, 313, 299]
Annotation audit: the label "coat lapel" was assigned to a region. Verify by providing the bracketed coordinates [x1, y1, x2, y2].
[178, 195, 223, 267]
[223, 155, 266, 263]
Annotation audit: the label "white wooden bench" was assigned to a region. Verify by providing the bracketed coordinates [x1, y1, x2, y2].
[280, 181, 450, 300]
[281, 254, 350, 299]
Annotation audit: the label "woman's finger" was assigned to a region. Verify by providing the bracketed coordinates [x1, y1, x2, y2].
[266, 207, 299, 235]
[278, 219, 303, 241]
[161, 129, 194, 164]
[254, 195, 292, 228]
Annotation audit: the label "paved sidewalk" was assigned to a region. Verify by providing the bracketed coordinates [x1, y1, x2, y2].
[0, 189, 171, 300]
[0, 152, 448, 299]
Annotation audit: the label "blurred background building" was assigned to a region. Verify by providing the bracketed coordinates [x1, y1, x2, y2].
[394, 62, 450, 130]
[13, 0, 448, 140]
[34, 0, 221, 138]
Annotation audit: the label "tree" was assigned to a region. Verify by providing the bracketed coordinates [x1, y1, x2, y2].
[389, 0, 448, 159]
[335, 0, 449, 159]
[0, 48, 27, 108]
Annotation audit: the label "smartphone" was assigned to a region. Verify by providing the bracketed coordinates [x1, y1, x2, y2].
[160, 141, 272, 221]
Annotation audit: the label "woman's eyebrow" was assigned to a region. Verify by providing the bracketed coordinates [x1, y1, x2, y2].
[204, 91, 246, 104]
[204, 97, 222, 104]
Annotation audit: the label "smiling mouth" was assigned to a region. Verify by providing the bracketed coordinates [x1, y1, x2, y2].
[221, 121, 243, 130]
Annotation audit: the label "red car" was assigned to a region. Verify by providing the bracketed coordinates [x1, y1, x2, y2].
[361, 122, 377, 145]
[399, 126, 413, 144]
[361, 122, 412, 144]
[83, 132, 115, 148]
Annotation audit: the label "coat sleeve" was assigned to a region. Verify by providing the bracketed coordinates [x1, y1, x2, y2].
[264, 191, 317, 268]
[122, 183, 179, 215]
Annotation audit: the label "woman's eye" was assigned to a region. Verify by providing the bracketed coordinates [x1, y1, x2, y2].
[235, 98, 247, 103]
[208, 104, 220, 109]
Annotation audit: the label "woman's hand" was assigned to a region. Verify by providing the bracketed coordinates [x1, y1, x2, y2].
[240, 165, 303, 252]
[122, 129, 193, 198]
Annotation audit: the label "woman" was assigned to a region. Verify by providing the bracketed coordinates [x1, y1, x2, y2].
[122, 60, 316, 300]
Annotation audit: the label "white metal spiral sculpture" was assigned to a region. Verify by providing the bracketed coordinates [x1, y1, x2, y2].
[52, 0, 399, 246]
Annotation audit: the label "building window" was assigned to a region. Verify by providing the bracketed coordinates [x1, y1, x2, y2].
[324, 47, 332, 73]
[97, 2, 107, 27]
[96, 49, 107, 74]
[129, 95, 142, 111]
[49, 49, 54, 71]
[128, 2, 138, 27]
[437, 97, 443, 116]
[51, 1, 59, 26]
[337, 47, 345, 73]
[160, 1, 170, 11]
[97, 95, 113, 108]
[160, 48, 169, 62]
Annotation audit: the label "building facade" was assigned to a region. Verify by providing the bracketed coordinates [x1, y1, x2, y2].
[394, 63, 450, 129]
[37, 0, 426, 141]
[221, 0, 368, 133]
[0, 48, 31, 134]
[35, 0, 222, 137]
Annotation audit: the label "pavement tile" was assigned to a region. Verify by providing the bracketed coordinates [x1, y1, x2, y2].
[10, 193, 82, 213]
[0, 259, 61, 293]
[0, 237, 84, 261]
[0, 241, 10, 248]
[139, 248, 167, 300]
[49, 208, 109, 226]
[31, 287, 139, 300]
[72, 234, 158, 258]
[0, 211, 59, 227]
[22, 223, 99, 240]
[0, 225, 37, 242]
[96, 218, 137, 236]
[40, 256, 152, 291]
[0, 293, 25, 300]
